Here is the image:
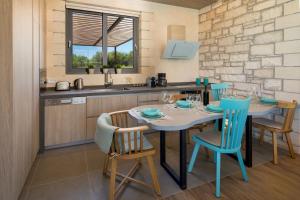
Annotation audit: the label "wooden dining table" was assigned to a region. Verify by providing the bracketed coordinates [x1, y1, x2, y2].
[129, 101, 276, 190]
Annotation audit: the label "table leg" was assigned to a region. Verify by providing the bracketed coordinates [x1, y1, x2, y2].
[227, 116, 253, 168]
[160, 130, 187, 190]
[218, 118, 223, 131]
[245, 116, 253, 167]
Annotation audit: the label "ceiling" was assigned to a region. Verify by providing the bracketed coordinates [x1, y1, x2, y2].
[142, 0, 217, 9]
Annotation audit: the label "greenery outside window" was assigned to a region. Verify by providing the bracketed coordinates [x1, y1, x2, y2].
[66, 9, 139, 74]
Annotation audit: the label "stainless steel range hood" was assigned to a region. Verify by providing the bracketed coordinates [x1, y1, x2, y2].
[162, 40, 200, 60]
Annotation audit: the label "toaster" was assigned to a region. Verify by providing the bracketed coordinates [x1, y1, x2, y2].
[55, 81, 71, 91]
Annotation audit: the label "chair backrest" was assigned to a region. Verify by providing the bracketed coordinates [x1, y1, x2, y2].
[219, 97, 251, 151]
[211, 83, 229, 101]
[109, 110, 149, 155]
[277, 100, 298, 132]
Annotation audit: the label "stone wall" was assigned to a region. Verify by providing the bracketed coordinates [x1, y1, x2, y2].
[198, 0, 300, 153]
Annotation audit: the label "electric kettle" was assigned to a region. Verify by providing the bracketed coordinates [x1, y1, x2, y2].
[74, 78, 84, 90]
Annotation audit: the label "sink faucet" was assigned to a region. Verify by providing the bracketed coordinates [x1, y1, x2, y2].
[104, 71, 113, 88]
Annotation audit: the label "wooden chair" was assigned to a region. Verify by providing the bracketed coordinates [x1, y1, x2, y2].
[103, 110, 161, 200]
[188, 97, 251, 197]
[253, 100, 297, 164]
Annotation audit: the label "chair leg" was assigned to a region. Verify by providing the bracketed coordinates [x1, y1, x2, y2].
[109, 158, 117, 200]
[214, 151, 217, 163]
[146, 155, 161, 196]
[103, 154, 109, 175]
[285, 133, 296, 159]
[215, 152, 221, 198]
[259, 128, 265, 144]
[272, 132, 278, 164]
[188, 142, 201, 172]
[237, 150, 248, 182]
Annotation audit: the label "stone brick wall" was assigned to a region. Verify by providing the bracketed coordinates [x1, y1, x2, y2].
[198, 0, 300, 153]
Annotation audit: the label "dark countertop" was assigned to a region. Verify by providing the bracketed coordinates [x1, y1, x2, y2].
[40, 82, 205, 99]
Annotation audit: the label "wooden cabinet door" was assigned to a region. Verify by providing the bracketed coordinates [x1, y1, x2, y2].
[87, 94, 138, 117]
[86, 117, 97, 140]
[86, 94, 138, 139]
[137, 93, 161, 106]
[45, 103, 86, 146]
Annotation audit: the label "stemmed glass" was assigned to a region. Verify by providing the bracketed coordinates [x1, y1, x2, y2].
[168, 94, 175, 104]
[194, 94, 201, 110]
[161, 92, 170, 104]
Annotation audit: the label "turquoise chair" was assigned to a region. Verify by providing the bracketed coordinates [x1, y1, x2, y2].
[211, 83, 230, 130]
[188, 97, 251, 197]
[211, 83, 229, 101]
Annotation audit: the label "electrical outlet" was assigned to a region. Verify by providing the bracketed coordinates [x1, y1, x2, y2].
[46, 79, 57, 84]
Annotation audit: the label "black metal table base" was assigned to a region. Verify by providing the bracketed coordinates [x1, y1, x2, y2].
[160, 130, 187, 190]
[223, 116, 253, 167]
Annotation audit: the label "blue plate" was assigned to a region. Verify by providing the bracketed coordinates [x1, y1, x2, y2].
[142, 108, 161, 117]
[141, 113, 162, 119]
[260, 97, 278, 105]
[206, 104, 223, 113]
[176, 100, 192, 108]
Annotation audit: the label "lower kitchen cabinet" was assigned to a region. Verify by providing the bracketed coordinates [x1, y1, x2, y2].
[86, 117, 97, 140]
[87, 94, 138, 117]
[45, 99, 87, 147]
[86, 94, 138, 139]
[43, 92, 183, 147]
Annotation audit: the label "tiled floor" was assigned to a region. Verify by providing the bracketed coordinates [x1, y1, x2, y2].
[19, 131, 287, 200]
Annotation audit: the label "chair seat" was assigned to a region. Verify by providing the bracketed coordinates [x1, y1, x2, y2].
[194, 130, 222, 147]
[253, 118, 283, 130]
[119, 133, 153, 153]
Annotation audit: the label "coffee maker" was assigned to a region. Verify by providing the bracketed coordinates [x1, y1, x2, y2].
[157, 73, 167, 87]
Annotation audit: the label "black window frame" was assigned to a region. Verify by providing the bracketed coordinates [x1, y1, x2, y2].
[66, 9, 139, 74]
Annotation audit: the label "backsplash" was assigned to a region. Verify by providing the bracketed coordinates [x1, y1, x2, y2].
[43, 0, 200, 87]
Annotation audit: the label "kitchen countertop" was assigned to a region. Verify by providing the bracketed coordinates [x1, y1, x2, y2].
[40, 82, 205, 99]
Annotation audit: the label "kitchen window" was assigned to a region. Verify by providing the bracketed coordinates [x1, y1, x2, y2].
[66, 9, 139, 74]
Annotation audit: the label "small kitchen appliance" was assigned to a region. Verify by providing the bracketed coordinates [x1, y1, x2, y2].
[55, 81, 70, 91]
[157, 73, 167, 87]
[74, 78, 84, 90]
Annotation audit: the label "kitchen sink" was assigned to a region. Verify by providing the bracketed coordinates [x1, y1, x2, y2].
[88, 87, 131, 93]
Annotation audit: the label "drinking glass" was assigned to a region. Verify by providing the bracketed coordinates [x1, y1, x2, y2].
[186, 95, 193, 103]
[194, 95, 201, 110]
[161, 92, 170, 104]
[168, 94, 175, 104]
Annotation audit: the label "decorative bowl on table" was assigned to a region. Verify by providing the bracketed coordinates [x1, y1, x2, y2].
[206, 104, 223, 113]
[176, 100, 192, 108]
[141, 108, 163, 118]
[260, 97, 278, 105]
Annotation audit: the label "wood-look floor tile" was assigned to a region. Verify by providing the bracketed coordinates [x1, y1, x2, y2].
[39, 144, 85, 158]
[26, 175, 92, 200]
[31, 151, 87, 186]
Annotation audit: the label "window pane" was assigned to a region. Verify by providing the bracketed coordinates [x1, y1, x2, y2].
[107, 16, 134, 68]
[72, 11, 102, 68]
